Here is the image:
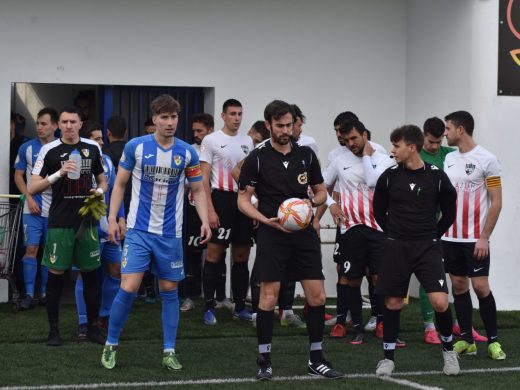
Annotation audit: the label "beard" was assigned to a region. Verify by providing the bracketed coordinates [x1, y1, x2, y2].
[272, 134, 290, 145]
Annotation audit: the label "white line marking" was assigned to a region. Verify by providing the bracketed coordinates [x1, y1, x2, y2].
[2, 366, 520, 390]
[378, 376, 444, 390]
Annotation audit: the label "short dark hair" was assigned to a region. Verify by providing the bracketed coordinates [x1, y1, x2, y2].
[37, 107, 59, 124]
[79, 120, 102, 139]
[334, 111, 359, 127]
[222, 99, 242, 113]
[107, 116, 127, 138]
[339, 119, 367, 136]
[151, 94, 181, 116]
[264, 100, 294, 123]
[291, 104, 306, 122]
[251, 120, 270, 141]
[390, 125, 424, 152]
[191, 113, 214, 129]
[59, 107, 83, 119]
[444, 110, 474, 136]
[144, 117, 154, 127]
[423, 117, 445, 138]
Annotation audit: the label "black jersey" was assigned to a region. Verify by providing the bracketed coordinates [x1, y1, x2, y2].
[373, 162, 456, 241]
[33, 138, 104, 229]
[238, 140, 323, 218]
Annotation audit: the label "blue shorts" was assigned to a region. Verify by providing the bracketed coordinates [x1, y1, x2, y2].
[100, 239, 122, 264]
[23, 214, 48, 247]
[121, 229, 184, 282]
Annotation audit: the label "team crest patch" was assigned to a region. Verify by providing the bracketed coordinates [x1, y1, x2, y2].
[241, 145, 249, 154]
[465, 163, 475, 175]
[297, 172, 308, 185]
[174, 155, 182, 166]
[81, 149, 90, 158]
[121, 245, 128, 268]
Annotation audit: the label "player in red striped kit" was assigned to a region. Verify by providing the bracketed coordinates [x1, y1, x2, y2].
[442, 110, 506, 360]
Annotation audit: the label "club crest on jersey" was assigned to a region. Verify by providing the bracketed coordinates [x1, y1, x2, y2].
[465, 163, 475, 175]
[297, 172, 308, 185]
[81, 149, 90, 158]
[241, 145, 249, 154]
[49, 253, 57, 264]
[173, 155, 182, 166]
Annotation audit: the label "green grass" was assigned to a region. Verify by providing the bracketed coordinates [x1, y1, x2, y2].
[0, 298, 519, 389]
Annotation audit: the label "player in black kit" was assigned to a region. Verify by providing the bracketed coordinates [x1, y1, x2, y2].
[373, 125, 459, 376]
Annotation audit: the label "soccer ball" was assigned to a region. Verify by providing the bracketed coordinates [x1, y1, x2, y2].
[277, 198, 312, 231]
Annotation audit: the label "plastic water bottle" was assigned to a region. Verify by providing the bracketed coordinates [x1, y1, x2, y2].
[67, 149, 82, 180]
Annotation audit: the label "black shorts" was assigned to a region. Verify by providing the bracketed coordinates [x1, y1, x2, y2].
[375, 238, 448, 298]
[254, 224, 324, 283]
[210, 190, 253, 246]
[185, 204, 206, 251]
[442, 241, 490, 277]
[335, 225, 384, 278]
[332, 225, 341, 263]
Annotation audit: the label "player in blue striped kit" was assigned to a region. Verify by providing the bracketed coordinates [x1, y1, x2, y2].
[101, 95, 211, 370]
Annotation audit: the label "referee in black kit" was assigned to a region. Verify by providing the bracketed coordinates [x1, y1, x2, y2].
[237, 100, 343, 381]
[372, 124, 459, 376]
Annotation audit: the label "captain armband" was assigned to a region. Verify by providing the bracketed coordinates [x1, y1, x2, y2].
[485, 176, 501, 189]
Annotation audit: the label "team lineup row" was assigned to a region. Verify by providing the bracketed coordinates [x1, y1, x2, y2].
[14, 96, 503, 380]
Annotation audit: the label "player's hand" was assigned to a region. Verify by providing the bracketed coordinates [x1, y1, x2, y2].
[26, 195, 41, 215]
[108, 217, 120, 245]
[312, 218, 321, 237]
[199, 223, 212, 245]
[329, 203, 345, 226]
[208, 210, 220, 229]
[265, 217, 292, 233]
[474, 238, 489, 261]
[60, 160, 77, 175]
[118, 218, 127, 240]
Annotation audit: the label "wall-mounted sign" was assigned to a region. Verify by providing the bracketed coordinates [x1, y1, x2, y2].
[498, 0, 520, 95]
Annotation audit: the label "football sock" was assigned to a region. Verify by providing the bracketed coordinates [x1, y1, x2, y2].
[336, 283, 348, 325]
[185, 249, 202, 298]
[307, 305, 325, 363]
[250, 272, 260, 313]
[203, 260, 219, 309]
[40, 264, 48, 296]
[278, 280, 296, 310]
[420, 285, 435, 328]
[231, 261, 249, 312]
[368, 277, 377, 317]
[383, 308, 401, 361]
[23, 257, 37, 297]
[46, 272, 64, 325]
[453, 290, 474, 343]
[346, 285, 364, 333]
[478, 291, 499, 344]
[215, 254, 227, 301]
[75, 276, 87, 325]
[100, 274, 120, 318]
[257, 308, 274, 363]
[435, 307, 454, 351]
[376, 294, 385, 325]
[107, 288, 136, 345]
[81, 270, 100, 325]
[160, 289, 180, 350]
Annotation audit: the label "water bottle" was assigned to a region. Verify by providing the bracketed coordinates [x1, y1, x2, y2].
[67, 149, 82, 180]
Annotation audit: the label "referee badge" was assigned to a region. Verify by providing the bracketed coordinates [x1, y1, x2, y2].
[297, 172, 308, 185]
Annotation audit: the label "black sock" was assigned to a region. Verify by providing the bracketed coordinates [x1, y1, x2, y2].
[231, 261, 249, 312]
[185, 249, 202, 298]
[306, 305, 325, 363]
[478, 291, 498, 344]
[454, 290, 474, 343]
[203, 260, 220, 309]
[376, 294, 385, 325]
[435, 306, 454, 351]
[278, 280, 296, 311]
[257, 308, 274, 363]
[383, 308, 401, 361]
[216, 256, 227, 301]
[46, 272, 64, 326]
[368, 277, 377, 317]
[81, 270, 100, 326]
[336, 283, 348, 325]
[250, 272, 260, 313]
[346, 285, 363, 333]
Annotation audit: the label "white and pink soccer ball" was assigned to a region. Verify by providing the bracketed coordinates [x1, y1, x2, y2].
[277, 198, 312, 231]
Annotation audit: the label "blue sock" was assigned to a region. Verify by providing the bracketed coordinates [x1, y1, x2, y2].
[100, 274, 121, 318]
[160, 289, 179, 351]
[23, 257, 37, 297]
[40, 265, 48, 296]
[75, 277, 87, 325]
[107, 289, 136, 345]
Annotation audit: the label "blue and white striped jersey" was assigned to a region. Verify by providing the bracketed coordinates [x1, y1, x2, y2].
[120, 135, 202, 237]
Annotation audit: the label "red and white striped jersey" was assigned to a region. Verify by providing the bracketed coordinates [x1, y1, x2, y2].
[199, 130, 253, 192]
[442, 145, 501, 242]
[322, 150, 395, 233]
